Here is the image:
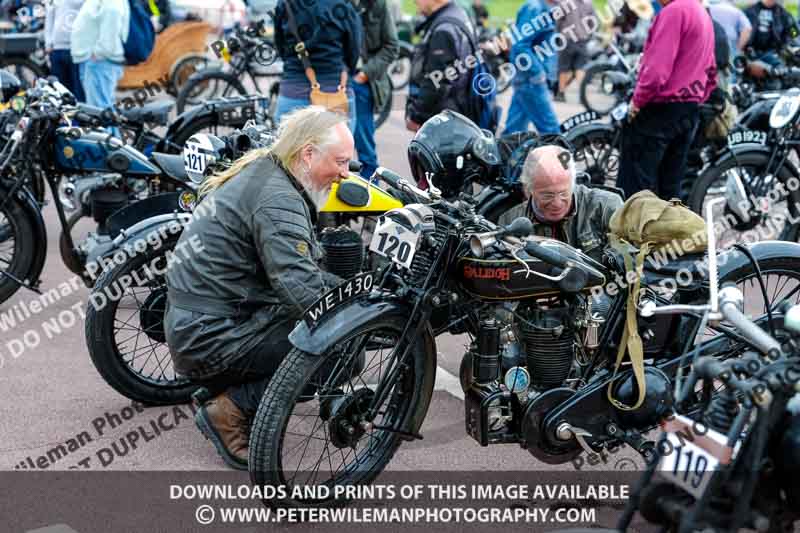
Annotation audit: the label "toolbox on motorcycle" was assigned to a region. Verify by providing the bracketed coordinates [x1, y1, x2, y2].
[0, 33, 39, 55]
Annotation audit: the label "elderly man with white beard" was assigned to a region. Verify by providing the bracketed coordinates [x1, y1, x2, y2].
[164, 106, 352, 470]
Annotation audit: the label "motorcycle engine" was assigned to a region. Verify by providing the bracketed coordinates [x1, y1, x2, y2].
[319, 226, 365, 281]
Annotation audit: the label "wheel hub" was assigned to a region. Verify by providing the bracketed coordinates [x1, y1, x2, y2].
[139, 288, 167, 343]
[324, 388, 374, 449]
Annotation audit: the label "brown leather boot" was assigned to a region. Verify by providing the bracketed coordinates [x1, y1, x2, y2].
[194, 392, 250, 470]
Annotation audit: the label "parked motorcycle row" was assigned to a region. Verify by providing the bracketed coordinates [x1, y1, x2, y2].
[3, 9, 800, 532]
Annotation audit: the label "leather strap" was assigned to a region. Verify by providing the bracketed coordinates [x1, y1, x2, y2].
[283, 0, 347, 90]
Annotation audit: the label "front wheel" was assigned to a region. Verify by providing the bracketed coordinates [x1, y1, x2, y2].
[85, 234, 196, 405]
[0, 190, 38, 304]
[249, 315, 427, 507]
[688, 151, 800, 249]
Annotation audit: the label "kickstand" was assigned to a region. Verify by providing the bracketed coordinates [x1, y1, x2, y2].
[0, 270, 42, 295]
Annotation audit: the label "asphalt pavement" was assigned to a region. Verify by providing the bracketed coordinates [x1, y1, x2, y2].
[0, 84, 651, 532]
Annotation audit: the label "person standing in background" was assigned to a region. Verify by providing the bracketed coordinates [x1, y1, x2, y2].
[354, 0, 399, 180]
[554, 0, 597, 102]
[744, 0, 797, 67]
[70, 0, 130, 110]
[405, 0, 477, 130]
[618, 0, 716, 200]
[272, 0, 362, 131]
[707, 0, 751, 82]
[45, 0, 86, 102]
[502, 0, 560, 135]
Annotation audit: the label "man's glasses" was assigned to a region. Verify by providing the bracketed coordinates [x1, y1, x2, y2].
[537, 190, 571, 203]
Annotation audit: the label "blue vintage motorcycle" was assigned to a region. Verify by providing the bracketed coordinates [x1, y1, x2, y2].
[0, 79, 193, 304]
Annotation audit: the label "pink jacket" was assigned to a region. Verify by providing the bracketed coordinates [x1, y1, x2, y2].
[633, 0, 717, 109]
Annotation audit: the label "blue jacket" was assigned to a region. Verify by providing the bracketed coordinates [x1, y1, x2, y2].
[509, 0, 555, 84]
[274, 0, 363, 93]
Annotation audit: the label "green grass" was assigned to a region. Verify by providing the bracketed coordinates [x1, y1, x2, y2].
[401, 0, 799, 26]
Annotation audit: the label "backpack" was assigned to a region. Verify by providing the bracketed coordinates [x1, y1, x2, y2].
[430, 16, 501, 133]
[123, 0, 156, 66]
[606, 191, 707, 411]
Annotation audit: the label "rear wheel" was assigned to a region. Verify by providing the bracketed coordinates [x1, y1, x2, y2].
[249, 315, 427, 507]
[579, 63, 622, 116]
[568, 127, 621, 188]
[85, 234, 196, 405]
[175, 71, 249, 114]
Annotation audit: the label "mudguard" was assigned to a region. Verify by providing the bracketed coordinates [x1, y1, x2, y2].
[714, 140, 799, 171]
[3, 184, 47, 286]
[86, 211, 191, 270]
[563, 120, 616, 145]
[288, 297, 437, 438]
[717, 240, 800, 278]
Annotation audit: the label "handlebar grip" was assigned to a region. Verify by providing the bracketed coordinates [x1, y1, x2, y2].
[375, 167, 404, 189]
[720, 301, 782, 356]
[524, 241, 568, 269]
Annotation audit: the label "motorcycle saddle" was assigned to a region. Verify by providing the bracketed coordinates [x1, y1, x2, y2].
[152, 152, 191, 183]
[122, 101, 173, 126]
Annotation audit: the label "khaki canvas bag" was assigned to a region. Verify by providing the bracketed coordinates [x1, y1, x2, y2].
[606, 190, 707, 411]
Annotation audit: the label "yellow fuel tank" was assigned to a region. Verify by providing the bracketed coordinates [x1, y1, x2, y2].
[320, 174, 403, 213]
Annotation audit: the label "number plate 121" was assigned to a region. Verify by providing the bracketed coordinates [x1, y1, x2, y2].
[369, 217, 420, 269]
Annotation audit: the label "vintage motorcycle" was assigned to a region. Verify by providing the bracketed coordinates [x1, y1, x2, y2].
[83, 127, 405, 405]
[0, 79, 195, 304]
[688, 84, 800, 248]
[609, 210, 800, 532]
[246, 166, 800, 506]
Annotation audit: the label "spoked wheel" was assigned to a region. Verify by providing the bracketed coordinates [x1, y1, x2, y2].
[0, 191, 37, 304]
[568, 128, 621, 188]
[579, 63, 623, 116]
[688, 153, 800, 250]
[169, 53, 211, 98]
[249, 316, 428, 508]
[85, 235, 196, 405]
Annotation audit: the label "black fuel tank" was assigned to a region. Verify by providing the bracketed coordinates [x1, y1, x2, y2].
[455, 239, 608, 301]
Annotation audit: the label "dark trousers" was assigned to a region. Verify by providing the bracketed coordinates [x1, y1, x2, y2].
[194, 317, 295, 417]
[49, 50, 86, 103]
[618, 102, 700, 201]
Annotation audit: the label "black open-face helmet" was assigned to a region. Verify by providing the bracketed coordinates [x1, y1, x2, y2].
[407, 110, 501, 199]
[0, 69, 23, 103]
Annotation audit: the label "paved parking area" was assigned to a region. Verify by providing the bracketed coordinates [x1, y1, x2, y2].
[0, 85, 650, 531]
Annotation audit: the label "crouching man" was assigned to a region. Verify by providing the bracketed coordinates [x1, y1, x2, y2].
[498, 145, 622, 262]
[164, 107, 352, 470]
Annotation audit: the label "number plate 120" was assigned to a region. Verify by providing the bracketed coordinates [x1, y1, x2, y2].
[369, 217, 420, 269]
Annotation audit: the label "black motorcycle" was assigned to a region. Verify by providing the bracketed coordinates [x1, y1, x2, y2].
[615, 292, 800, 532]
[563, 65, 800, 202]
[246, 167, 800, 505]
[688, 82, 800, 248]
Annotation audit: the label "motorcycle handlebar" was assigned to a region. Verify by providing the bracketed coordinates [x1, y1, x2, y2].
[524, 241, 568, 270]
[720, 298, 783, 357]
